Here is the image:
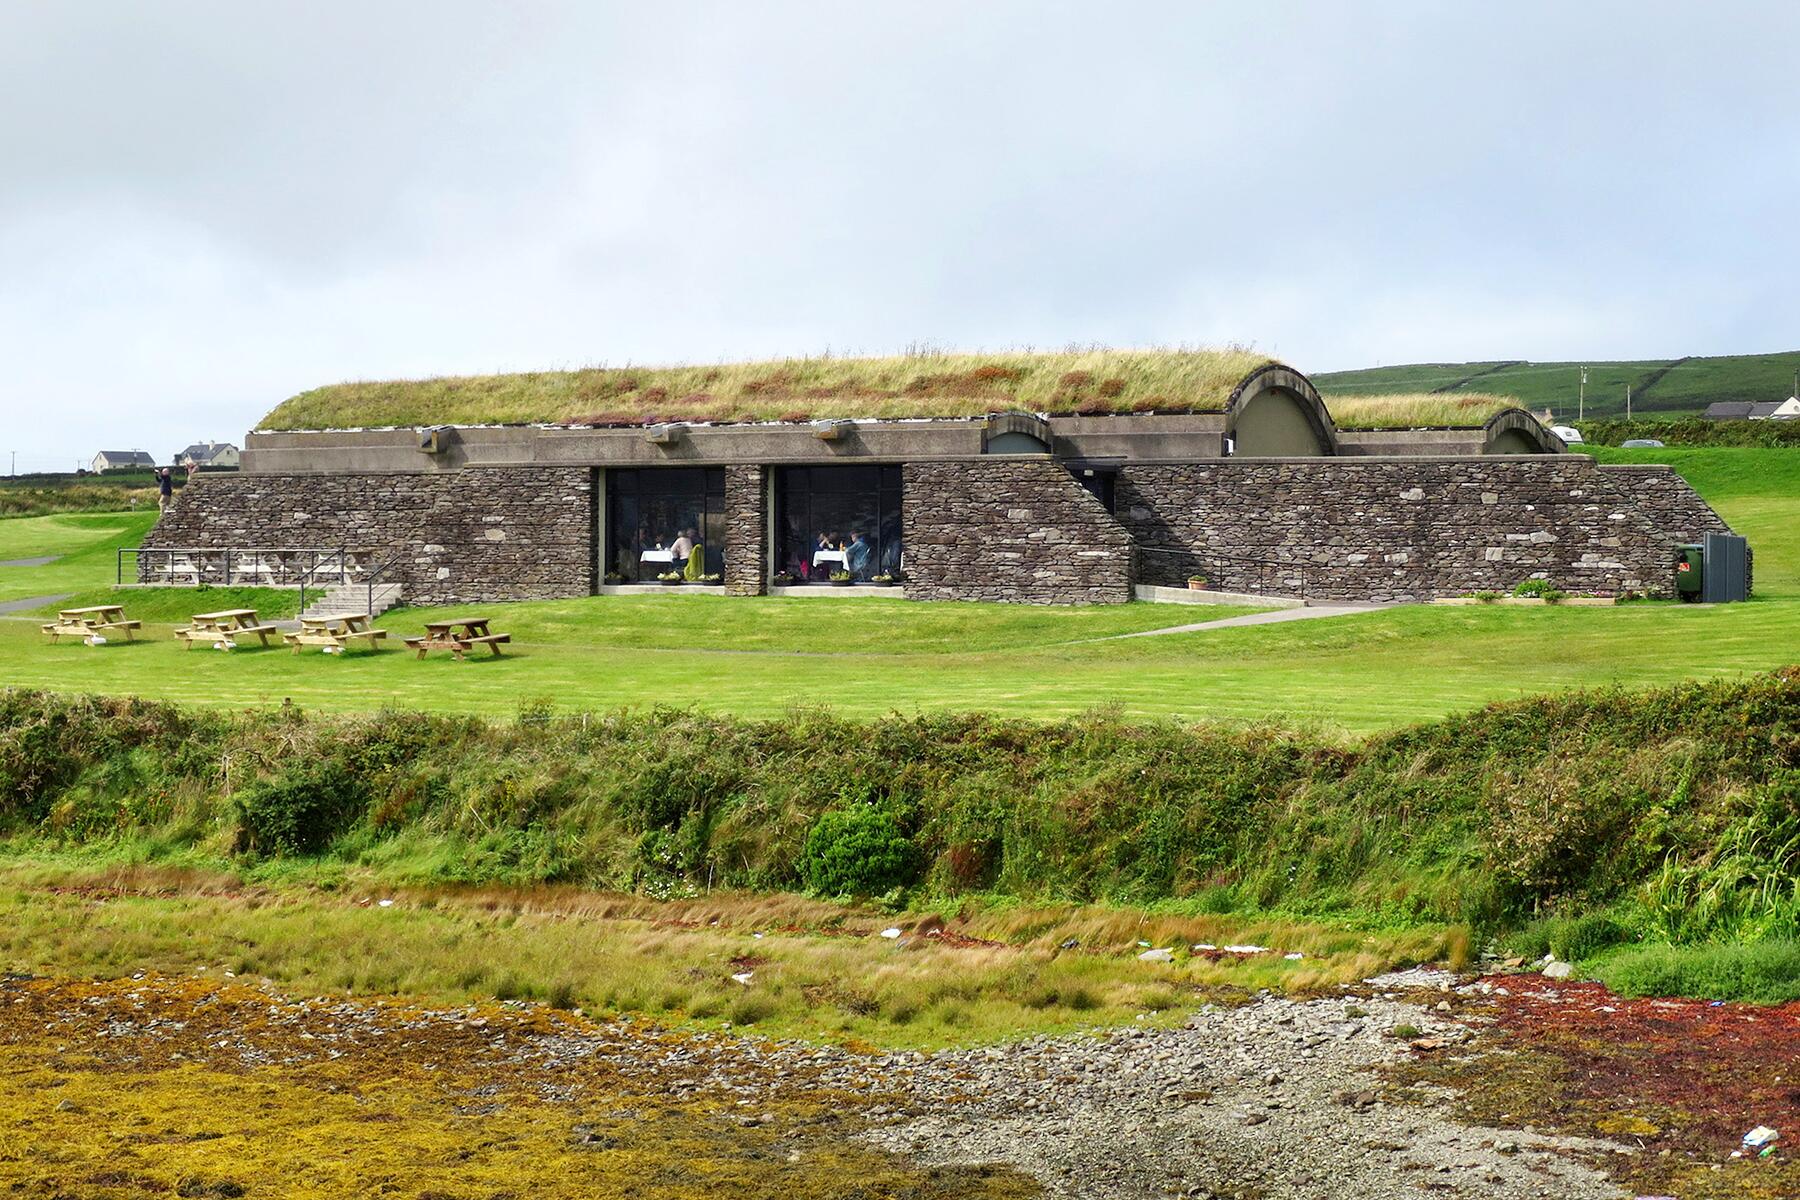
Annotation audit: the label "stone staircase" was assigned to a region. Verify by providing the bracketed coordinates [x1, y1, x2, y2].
[296, 582, 405, 626]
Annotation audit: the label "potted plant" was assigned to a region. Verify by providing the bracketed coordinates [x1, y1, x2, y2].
[657, 570, 685, 586]
[603, 571, 624, 585]
[1187, 575, 1208, 590]
[772, 570, 797, 586]
[828, 569, 854, 587]
[699, 572, 723, 585]
[871, 573, 896, 587]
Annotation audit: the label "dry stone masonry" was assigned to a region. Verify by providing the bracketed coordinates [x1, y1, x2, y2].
[723, 465, 769, 597]
[903, 459, 1134, 604]
[142, 468, 593, 604]
[1119, 457, 1718, 602]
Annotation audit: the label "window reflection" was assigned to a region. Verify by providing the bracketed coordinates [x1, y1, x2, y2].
[606, 468, 726, 583]
[775, 465, 904, 582]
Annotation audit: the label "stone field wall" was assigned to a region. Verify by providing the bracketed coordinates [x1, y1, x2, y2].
[143, 455, 1733, 606]
[140, 468, 594, 604]
[903, 459, 1134, 604]
[1118, 456, 1720, 602]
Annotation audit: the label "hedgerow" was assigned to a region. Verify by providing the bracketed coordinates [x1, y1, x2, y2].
[0, 668, 1794, 939]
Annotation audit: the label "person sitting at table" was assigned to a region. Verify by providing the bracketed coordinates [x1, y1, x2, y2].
[846, 530, 874, 579]
[671, 527, 695, 561]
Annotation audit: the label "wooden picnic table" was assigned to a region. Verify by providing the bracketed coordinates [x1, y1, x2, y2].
[284, 612, 389, 654]
[404, 615, 511, 661]
[175, 607, 282, 650]
[42, 604, 140, 644]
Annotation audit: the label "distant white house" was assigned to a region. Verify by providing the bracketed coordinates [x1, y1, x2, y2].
[172, 441, 241, 469]
[89, 449, 158, 473]
[1703, 398, 1800, 421]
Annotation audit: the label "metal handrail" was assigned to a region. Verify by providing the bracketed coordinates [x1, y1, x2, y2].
[118, 546, 359, 603]
[360, 551, 405, 617]
[1135, 544, 1310, 601]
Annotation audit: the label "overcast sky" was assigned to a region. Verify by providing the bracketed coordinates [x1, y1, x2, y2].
[3, 2, 1797, 471]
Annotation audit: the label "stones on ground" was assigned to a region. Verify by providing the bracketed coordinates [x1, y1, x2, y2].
[1542, 960, 1575, 980]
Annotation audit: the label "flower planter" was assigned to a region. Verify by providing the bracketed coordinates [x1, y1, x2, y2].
[659, 579, 684, 587]
[1187, 580, 1208, 591]
[830, 579, 853, 587]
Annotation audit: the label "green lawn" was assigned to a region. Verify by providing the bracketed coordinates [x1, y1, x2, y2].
[3, 451, 1797, 732]
[0, 511, 158, 602]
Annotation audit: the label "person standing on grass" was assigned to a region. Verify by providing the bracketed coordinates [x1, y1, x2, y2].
[157, 467, 173, 511]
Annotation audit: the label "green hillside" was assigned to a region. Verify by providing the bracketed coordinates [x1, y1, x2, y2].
[1313, 350, 1800, 422]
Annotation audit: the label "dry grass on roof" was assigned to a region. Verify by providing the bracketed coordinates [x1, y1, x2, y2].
[257, 346, 1272, 431]
[1322, 391, 1523, 430]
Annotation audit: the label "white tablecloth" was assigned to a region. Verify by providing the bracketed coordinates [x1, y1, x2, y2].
[640, 549, 676, 563]
[812, 550, 847, 567]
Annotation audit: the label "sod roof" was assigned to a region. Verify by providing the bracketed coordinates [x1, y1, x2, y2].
[255, 348, 1273, 431]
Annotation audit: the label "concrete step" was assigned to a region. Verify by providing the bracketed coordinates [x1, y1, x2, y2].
[298, 581, 404, 623]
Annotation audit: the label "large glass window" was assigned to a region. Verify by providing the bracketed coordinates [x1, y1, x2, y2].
[775, 465, 904, 583]
[606, 468, 726, 583]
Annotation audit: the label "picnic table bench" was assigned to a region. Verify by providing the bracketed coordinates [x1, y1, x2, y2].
[42, 604, 141, 644]
[284, 612, 389, 654]
[174, 608, 283, 650]
[402, 615, 511, 660]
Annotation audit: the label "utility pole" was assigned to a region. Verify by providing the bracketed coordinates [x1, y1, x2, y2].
[1579, 367, 1587, 421]
[1626, 383, 1633, 421]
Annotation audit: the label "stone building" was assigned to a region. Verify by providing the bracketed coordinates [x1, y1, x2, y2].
[141, 358, 1738, 605]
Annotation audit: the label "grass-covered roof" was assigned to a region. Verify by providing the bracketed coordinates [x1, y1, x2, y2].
[1323, 392, 1523, 430]
[256, 347, 1273, 431]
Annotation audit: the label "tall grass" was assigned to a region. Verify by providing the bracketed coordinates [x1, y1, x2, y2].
[259, 346, 1271, 430]
[1322, 392, 1521, 429]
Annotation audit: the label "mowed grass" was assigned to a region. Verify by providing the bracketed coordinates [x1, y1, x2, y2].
[5, 594, 1797, 731]
[0, 510, 157, 601]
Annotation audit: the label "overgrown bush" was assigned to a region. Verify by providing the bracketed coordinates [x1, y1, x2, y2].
[233, 760, 367, 855]
[1575, 416, 1800, 448]
[799, 805, 920, 897]
[0, 668, 1795, 937]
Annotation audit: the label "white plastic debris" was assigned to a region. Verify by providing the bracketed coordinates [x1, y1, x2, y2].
[87, 636, 107, 646]
[1284, 952, 1305, 961]
[879, 927, 902, 939]
[1223, 945, 1269, 955]
[1193, 943, 1217, 952]
[1137, 947, 1174, 963]
[751, 932, 764, 939]
[731, 972, 754, 986]
[377, 899, 394, 908]
[1744, 1126, 1780, 1150]
[214, 641, 232, 651]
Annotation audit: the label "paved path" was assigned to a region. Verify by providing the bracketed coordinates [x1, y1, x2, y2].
[0, 556, 60, 568]
[0, 593, 75, 615]
[1098, 603, 1389, 640]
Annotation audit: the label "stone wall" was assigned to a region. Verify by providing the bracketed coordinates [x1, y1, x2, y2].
[723, 465, 768, 596]
[140, 468, 594, 603]
[903, 459, 1133, 604]
[1118, 457, 1711, 602]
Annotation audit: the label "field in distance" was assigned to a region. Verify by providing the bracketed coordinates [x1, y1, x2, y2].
[1313, 348, 1800, 422]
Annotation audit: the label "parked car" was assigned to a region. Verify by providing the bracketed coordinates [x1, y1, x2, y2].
[1621, 438, 1665, 448]
[1551, 425, 1583, 444]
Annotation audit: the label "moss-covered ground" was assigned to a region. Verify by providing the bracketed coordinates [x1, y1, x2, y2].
[0, 972, 1037, 1200]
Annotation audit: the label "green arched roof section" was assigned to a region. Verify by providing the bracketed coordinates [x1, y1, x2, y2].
[1482, 408, 1566, 454]
[1223, 364, 1338, 457]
